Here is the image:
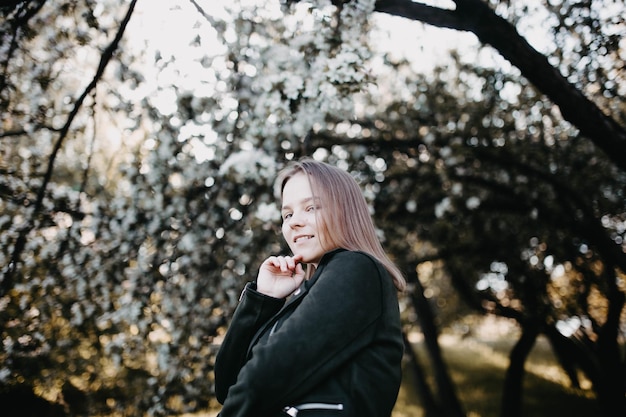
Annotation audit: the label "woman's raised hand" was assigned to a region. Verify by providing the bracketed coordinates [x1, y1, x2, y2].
[256, 255, 305, 299]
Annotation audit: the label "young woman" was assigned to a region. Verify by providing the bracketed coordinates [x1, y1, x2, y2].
[214, 158, 406, 417]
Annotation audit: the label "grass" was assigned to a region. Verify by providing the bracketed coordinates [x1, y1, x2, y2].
[393, 322, 600, 417]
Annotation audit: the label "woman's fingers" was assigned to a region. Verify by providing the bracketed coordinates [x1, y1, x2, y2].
[257, 255, 305, 298]
[265, 255, 300, 275]
[292, 263, 305, 284]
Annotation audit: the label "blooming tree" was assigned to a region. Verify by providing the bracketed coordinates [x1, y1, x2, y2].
[1, 0, 384, 414]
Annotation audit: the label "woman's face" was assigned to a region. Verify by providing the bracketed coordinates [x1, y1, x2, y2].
[281, 172, 328, 266]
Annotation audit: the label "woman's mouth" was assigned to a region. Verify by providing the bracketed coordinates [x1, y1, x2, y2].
[294, 235, 313, 243]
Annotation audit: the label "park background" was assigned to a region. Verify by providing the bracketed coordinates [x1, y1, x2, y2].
[1, 0, 625, 416]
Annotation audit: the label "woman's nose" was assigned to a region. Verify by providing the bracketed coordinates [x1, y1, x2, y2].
[288, 211, 304, 227]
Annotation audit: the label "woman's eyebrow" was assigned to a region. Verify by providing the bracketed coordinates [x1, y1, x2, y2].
[281, 196, 316, 212]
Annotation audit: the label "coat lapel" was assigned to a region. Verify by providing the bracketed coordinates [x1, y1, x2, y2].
[245, 248, 346, 357]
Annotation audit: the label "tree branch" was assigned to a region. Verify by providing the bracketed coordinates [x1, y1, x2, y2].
[374, 0, 461, 29]
[372, 0, 626, 171]
[2, 0, 139, 295]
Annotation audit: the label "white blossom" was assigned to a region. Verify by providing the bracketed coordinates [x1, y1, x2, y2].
[466, 196, 481, 210]
[219, 149, 277, 183]
[255, 202, 280, 222]
[435, 197, 452, 218]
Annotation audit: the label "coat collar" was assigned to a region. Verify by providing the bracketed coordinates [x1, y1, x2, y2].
[288, 247, 346, 305]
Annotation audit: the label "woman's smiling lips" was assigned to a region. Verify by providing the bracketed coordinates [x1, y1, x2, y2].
[293, 234, 314, 243]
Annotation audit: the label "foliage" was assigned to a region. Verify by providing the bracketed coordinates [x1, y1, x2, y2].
[0, 0, 624, 415]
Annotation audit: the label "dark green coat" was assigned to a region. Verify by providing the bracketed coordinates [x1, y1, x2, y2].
[214, 249, 403, 417]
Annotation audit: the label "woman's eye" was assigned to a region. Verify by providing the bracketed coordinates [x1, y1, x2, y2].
[283, 213, 292, 220]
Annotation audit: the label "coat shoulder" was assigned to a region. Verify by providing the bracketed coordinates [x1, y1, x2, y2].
[329, 250, 386, 273]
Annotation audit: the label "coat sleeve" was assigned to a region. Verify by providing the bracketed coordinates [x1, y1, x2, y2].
[214, 282, 286, 404]
[217, 251, 389, 417]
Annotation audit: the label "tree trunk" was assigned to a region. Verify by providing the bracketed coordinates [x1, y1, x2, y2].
[499, 320, 540, 417]
[409, 266, 466, 417]
[595, 268, 626, 417]
[402, 331, 443, 417]
[544, 325, 582, 389]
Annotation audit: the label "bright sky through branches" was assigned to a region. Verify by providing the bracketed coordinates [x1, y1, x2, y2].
[118, 0, 552, 161]
[121, 0, 482, 162]
[128, 0, 477, 83]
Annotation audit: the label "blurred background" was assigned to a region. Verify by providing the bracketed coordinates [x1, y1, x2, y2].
[1, 0, 624, 416]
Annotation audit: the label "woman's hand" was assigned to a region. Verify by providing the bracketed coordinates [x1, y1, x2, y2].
[256, 255, 305, 299]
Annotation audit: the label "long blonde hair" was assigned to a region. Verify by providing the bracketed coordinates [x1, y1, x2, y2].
[276, 158, 406, 291]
